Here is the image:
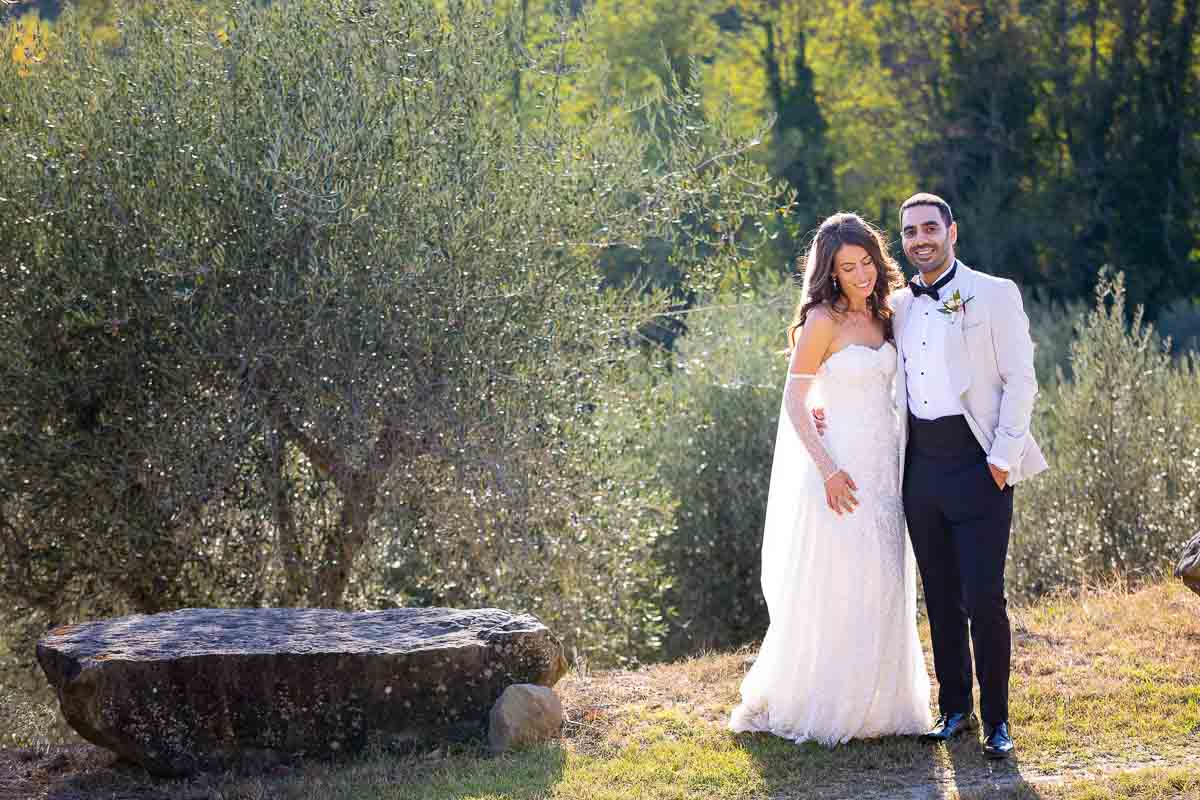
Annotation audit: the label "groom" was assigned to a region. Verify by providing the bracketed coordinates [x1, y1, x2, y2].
[895, 193, 1046, 759]
[819, 193, 1047, 759]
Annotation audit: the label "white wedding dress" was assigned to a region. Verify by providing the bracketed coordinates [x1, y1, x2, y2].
[729, 342, 931, 745]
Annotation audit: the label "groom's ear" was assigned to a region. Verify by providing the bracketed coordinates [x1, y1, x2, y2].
[948, 221, 959, 246]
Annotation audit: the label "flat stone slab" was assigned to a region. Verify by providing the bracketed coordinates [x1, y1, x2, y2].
[37, 607, 568, 776]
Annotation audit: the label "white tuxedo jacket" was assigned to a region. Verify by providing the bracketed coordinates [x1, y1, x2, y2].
[891, 262, 1049, 486]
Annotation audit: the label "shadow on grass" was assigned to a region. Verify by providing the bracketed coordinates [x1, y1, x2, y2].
[738, 729, 1037, 798]
[14, 741, 570, 800]
[939, 745, 1036, 799]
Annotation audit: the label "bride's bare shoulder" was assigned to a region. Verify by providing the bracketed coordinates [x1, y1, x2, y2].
[804, 303, 837, 325]
[791, 306, 838, 358]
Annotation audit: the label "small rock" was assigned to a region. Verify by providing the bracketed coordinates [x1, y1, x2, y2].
[1176, 532, 1200, 596]
[488, 684, 563, 753]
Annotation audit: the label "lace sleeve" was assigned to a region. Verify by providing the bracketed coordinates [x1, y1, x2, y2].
[784, 374, 839, 481]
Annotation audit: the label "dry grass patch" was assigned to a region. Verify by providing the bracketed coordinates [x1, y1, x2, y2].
[1045, 767, 1200, 799]
[1009, 578, 1200, 772]
[557, 649, 749, 744]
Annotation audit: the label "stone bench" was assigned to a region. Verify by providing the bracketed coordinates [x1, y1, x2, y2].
[37, 607, 567, 776]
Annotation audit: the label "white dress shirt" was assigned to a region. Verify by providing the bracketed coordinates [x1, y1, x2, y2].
[902, 260, 1010, 472]
[903, 262, 966, 421]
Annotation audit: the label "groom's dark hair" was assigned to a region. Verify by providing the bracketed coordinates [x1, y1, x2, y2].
[899, 192, 953, 228]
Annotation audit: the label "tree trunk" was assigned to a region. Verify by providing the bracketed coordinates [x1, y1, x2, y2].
[309, 482, 375, 608]
[266, 430, 308, 606]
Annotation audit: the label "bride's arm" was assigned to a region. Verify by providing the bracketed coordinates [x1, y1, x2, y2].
[787, 310, 858, 514]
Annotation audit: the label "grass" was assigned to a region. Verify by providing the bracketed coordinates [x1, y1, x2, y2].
[3, 576, 1199, 799]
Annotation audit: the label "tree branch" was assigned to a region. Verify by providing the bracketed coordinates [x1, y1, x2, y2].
[251, 365, 350, 488]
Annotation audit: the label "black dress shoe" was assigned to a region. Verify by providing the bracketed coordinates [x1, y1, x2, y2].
[920, 712, 979, 742]
[983, 722, 1014, 759]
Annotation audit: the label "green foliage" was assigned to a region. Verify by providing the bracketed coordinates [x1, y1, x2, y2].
[17, 0, 1200, 306]
[801, 0, 915, 224]
[571, 0, 720, 106]
[1159, 298, 1200, 355]
[2, 0, 1197, 670]
[376, 408, 678, 665]
[1024, 289, 1087, 386]
[602, 288, 790, 655]
[1010, 273, 1200, 596]
[0, 0, 777, 665]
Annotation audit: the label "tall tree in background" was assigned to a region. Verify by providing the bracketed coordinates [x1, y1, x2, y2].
[879, 0, 1199, 305]
[747, 2, 833, 232]
[878, 0, 1043, 282]
[939, 1, 1041, 284]
[10, 0, 1200, 305]
[703, 2, 836, 267]
[1049, 0, 1200, 308]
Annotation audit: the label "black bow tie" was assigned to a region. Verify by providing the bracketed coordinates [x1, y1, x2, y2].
[910, 263, 957, 302]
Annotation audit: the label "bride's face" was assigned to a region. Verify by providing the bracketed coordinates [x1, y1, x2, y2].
[833, 244, 877, 305]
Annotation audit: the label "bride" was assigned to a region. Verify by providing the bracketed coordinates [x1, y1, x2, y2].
[729, 212, 931, 745]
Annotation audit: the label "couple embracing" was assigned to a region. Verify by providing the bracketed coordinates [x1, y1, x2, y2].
[728, 193, 1048, 759]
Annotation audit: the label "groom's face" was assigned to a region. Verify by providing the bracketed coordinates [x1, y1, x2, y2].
[900, 205, 957, 275]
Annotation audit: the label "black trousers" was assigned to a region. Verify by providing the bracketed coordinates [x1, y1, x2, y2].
[904, 413, 1013, 726]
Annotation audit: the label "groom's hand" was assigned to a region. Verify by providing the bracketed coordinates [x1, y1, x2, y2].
[988, 463, 1009, 490]
[812, 408, 826, 435]
[824, 470, 858, 515]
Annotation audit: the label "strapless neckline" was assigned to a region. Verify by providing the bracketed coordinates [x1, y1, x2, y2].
[822, 340, 895, 367]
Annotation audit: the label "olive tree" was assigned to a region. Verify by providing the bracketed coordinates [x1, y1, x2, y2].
[0, 0, 777, 663]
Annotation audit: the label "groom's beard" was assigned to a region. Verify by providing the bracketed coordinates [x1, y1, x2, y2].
[908, 233, 953, 275]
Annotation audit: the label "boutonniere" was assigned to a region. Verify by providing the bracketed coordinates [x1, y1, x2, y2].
[937, 289, 974, 318]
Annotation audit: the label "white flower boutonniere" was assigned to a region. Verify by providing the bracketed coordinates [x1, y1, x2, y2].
[937, 289, 974, 318]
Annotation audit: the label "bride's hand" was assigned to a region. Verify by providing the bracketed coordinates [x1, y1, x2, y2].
[824, 470, 859, 515]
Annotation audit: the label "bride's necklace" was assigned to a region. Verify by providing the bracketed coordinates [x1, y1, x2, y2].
[841, 306, 874, 326]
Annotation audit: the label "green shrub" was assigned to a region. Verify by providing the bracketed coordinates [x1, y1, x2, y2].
[1159, 298, 1200, 355]
[1010, 272, 1200, 596]
[1025, 290, 1086, 386]
[374, 409, 678, 666]
[597, 290, 788, 656]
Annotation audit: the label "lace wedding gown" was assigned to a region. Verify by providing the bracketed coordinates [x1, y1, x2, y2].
[729, 342, 931, 745]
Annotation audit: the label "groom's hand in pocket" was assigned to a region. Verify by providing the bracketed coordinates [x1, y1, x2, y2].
[812, 408, 826, 435]
[988, 463, 1009, 490]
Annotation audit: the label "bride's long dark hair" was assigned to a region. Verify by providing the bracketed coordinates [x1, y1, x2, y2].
[786, 212, 905, 350]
